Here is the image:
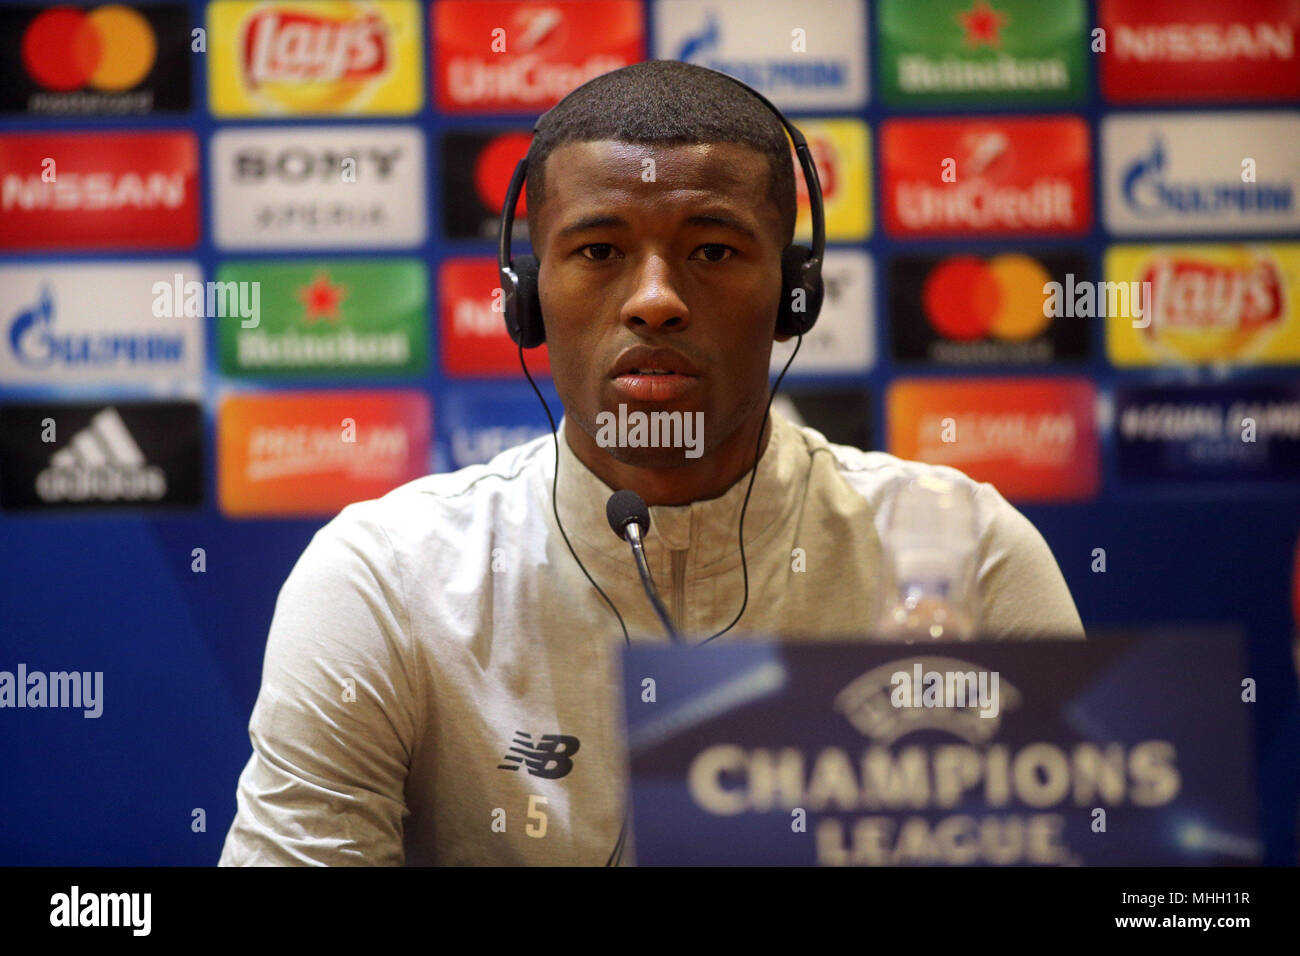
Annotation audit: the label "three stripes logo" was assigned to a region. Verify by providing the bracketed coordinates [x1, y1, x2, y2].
[0, 401, 201, 510]
[36, 407, 163, 502]
[497, 730, 581, 779]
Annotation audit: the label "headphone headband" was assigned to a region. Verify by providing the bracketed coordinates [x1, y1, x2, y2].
[499, 64, 826, 347]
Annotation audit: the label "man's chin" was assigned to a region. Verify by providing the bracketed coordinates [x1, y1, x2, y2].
[597, 444, 704, 469]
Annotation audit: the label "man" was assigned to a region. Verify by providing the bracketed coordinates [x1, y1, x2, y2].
[219, 61, 1083, 867]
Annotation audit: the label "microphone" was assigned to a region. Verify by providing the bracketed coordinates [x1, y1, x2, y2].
[606, 490, 680, 642]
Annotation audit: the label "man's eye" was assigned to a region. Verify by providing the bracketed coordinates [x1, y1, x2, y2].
[692, 244, 734, 263]
[580, 243, 618, 261]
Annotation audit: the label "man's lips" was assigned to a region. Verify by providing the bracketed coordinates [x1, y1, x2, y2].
[607, 346, 704, 402]
[610, 371, 700, 402]
[608, 345, 702, 379]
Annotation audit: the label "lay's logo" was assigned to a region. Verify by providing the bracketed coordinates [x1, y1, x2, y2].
[1143, 261, 1282, 332]
[1106, 244, 1300, 366]
[242, 7, 389, 86]
[209, 1, 422, 116]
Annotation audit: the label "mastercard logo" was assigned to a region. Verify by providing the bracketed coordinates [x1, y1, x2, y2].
[922, 254, 1054, 342]
[474, 132, 532, 217]
[21, 5, 157, 93]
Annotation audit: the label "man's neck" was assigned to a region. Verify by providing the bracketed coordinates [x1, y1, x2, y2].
[564, 412, 773, 507]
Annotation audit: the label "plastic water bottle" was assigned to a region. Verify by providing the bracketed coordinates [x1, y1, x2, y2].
[875, 474, 979, 642]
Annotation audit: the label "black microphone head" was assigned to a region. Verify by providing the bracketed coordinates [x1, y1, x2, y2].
[606, 489, 651, 541]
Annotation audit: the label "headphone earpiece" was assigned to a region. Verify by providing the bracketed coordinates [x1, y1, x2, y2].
[777, 244, 823, 338]
[502, 253, 545, 348]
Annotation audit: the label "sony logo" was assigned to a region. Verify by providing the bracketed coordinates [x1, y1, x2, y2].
[232, 147, 404, 182]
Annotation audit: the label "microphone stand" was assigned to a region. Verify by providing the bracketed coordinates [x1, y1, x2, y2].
[622, 520, 680, 643]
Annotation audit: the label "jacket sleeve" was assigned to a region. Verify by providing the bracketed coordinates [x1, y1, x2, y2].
[219, 505, 419, 865]
[972, 481, 1086, 640]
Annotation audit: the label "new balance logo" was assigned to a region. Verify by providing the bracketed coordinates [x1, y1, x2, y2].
[496, 731, 581, 779]
[37, 407, 165, 502]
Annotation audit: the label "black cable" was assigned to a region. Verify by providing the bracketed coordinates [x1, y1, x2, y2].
[697, 333, 802, 645]
[517, 342, 631, 649]
[516, 343, 634, 866]
[606, 812, 629, 868]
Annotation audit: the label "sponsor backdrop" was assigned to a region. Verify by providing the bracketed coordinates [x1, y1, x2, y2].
[0, 0, 1297, 864]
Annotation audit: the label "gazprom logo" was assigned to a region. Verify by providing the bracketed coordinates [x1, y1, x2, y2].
[673, 12, 847, 91]
[670, 7, 852, 94]
[1122, 136, 1294, 218]
[7, 285, 53, 366]
[7, 285, 185, 369]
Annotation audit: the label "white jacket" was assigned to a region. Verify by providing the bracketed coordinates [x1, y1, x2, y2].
[219, 409, 1084, 866]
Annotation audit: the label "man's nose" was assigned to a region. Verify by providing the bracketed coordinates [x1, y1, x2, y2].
[620, 254, 689, 332]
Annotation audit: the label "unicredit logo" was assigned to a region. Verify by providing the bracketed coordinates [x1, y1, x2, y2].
[899, 130, 1071, 230]
[897, 179, 1074, 231]
[20, 5, 157, 92]
[883, 117, 1090, 236]
[434, 0, 643, 112]
[241, 8, 390, 87]
[447, 52, 626, 105]
[443, 3, 621, 104]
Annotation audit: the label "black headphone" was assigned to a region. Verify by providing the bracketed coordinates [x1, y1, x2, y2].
[498, 68, 827, 345]
[495, 67, 826, 868]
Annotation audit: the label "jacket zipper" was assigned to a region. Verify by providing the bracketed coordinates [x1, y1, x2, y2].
[670, 549, 688, 633]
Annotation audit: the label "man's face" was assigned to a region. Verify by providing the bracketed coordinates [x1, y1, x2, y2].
[530, 140, 788, 468]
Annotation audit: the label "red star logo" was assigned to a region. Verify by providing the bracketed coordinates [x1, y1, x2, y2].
[958, 0, 1007, 48]
[297, 272, 348, 323]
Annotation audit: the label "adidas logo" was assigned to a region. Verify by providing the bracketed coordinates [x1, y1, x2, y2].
[36, 408, 166, 502]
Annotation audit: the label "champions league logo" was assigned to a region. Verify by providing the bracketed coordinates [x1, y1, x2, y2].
[834, 657, 1022, 745]
[680, 651, 1185, 866]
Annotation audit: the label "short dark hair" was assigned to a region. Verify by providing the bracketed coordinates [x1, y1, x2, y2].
[524, 60, 798, 249]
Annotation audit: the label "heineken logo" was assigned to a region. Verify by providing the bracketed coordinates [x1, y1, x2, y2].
[218, 259, 428, 379]
[879, 0, 1086, 104]
[958, 0, 1007, 46]
[297, 271, 348, 323]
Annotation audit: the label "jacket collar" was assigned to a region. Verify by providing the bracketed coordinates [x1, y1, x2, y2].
[548, 408, 806, 577]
